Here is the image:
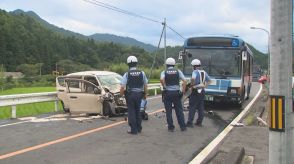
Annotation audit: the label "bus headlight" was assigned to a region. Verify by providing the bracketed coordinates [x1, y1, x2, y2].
[228, 87, 239, 95]
[230, 89, 237, 94]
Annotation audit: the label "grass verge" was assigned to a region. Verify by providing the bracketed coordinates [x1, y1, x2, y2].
[0, 87, 56, 95]
[0, 102, 63, 119]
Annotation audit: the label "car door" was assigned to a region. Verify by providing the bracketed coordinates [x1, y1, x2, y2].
[56, 76, 70, 109]
[65, 79, 103, 114]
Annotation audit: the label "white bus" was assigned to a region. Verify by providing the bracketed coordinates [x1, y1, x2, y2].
[179, 36, 253, 104]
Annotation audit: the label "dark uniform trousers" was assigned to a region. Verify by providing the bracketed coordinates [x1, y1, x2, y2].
[126, 91, 143, 133]
[187, 89, 205, 125]
[163, 90, 186, 130]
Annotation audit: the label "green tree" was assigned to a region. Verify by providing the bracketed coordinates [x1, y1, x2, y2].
[16, 64, 39, 77]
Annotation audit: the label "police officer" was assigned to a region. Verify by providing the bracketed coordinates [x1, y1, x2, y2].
[120, 56, 148, 135]
[160, 57, 187, 132]
[186, 59, 211, 127]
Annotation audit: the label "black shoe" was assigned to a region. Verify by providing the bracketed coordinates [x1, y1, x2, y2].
[127, 130, 138, 135]
[186, 122, 194, 128]
[181, 127, 187, 131]
[168, 128, 175, 132]
[195, 122, 203, 127]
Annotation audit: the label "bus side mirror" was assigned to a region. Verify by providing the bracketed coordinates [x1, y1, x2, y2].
[178, 51, 184, 59]
[242, 51, 247, 61]
[187, 53, 192, 58]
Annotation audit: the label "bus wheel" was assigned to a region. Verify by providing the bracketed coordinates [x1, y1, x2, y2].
[241, 86, 246, 101]
[61, 101, 70, 113]
[103, 101, 114, 117]
[245, 84, 251, 100]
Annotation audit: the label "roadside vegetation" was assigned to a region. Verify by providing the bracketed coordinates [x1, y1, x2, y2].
[0, 87, 55, 95]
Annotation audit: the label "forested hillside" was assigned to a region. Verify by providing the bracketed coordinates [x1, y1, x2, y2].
[0, 9, 158, 75]
[247, 44, 268, 69]
[10, 9, 157, 52]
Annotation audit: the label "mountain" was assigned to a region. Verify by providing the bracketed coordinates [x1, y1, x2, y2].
[0, 9, 156, 74]
[9, 9, 157, 52]
[10, 9, 87, 39]
[89, 33, 156, 52]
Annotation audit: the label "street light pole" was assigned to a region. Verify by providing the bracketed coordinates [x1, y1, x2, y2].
[250, 27, 270, 74]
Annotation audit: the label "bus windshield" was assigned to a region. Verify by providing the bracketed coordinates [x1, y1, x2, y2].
[183, 49, 241, 78]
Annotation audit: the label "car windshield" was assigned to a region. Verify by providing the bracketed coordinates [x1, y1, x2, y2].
[97, 74, 122, 88]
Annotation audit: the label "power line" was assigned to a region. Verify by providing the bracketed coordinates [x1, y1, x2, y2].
[167, 25, 186, 40]
[83, 0, 186, 41]
[83, 0, 162, 24]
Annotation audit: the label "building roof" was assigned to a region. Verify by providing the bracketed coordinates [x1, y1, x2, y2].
[2, 72, 24, 78]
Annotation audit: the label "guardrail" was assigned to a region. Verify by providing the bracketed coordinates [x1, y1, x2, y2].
[147, 83, 162, 95]
[0, 92, 59, 119]
[0, 83, 161, 119]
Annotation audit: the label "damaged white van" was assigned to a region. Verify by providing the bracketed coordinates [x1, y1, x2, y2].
[56, 71, 127, 116]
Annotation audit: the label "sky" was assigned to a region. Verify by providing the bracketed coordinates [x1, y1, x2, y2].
[0, 0, 270, 53]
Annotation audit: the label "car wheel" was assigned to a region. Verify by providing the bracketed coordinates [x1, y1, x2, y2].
[61, 101, 70, 113]
[143, 112, 148, 120]
[103, 101, 114, 117]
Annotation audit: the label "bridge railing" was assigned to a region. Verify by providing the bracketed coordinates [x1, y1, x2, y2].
[0, 83, 161, 119]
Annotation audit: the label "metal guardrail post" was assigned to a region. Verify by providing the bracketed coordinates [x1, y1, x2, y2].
[54, 100, 59, 112]
[11, 105, 16, 119]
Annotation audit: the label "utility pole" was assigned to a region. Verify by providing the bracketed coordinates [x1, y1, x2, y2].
[269, 0, 293, 163]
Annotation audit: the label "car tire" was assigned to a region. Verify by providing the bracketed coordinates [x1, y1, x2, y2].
[103, 101, 114, 117]
[61, 101, 70, 113]
[143, 112, 148, 120]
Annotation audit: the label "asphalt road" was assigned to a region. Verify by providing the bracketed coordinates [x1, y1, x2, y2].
[0, 83, 261, 164]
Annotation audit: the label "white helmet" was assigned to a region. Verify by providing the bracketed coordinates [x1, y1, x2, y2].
[127, 56, 138, 64]
[165, 57, 176, 65]
[191, 59, 201, 66]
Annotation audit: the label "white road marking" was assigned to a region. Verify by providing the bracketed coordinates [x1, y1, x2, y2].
[147, 95, 162, 100]
[0, 114, 104, 124]
[31, 118, 67, 122]
[189, 84, 263, 164]
[17, 117, 36, 121]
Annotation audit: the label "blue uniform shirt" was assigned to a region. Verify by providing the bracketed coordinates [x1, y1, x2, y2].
[121, 67, 148, 92]
[191, 69, 211, 86]
[160, 67, 186, 91]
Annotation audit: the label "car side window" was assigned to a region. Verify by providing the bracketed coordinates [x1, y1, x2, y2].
[84, 76, 100, 94]
[84, 76, 98, 85]
[65, 79, 82, 93]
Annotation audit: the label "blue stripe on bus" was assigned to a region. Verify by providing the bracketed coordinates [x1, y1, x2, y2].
[207, 79, 231, 90]
[205, 89, 227, 94]
[204, 79, 233, 95]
